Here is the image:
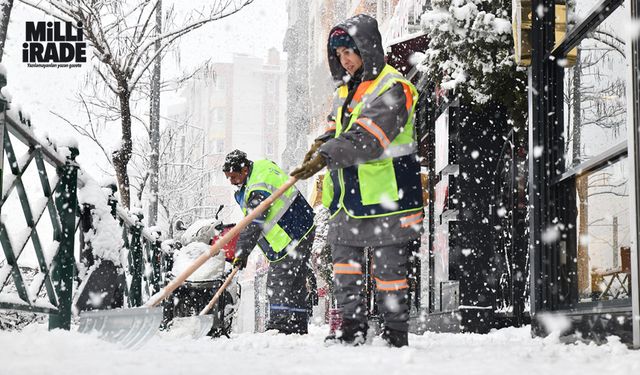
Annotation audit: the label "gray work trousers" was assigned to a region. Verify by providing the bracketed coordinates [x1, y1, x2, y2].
[332, 242, 411, 332]
[266, 231, 314, 334]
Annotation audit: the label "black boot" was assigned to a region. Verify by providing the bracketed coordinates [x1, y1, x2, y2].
[381, 327, 408, 347]
[325, 319, 368, 346]
[280, 322, 308, 335]
[267, 319, 308, 335]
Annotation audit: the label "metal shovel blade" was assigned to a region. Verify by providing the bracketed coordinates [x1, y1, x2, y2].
[167, 315, 214, 339]
[78, 307, 163, 349]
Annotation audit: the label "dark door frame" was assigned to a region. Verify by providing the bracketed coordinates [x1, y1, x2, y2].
[627, 0, 640, 349]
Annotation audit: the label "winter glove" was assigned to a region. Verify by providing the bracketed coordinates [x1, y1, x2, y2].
[232, 255, 248, 270]
[290, 154, 327, 180]
[233, 247, 250, 269]
[303, 140, 325, 164]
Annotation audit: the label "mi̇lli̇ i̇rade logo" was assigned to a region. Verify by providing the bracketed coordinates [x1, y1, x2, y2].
[23, 21, 87, 68]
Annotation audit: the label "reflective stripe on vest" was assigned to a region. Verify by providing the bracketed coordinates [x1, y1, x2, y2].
[322, 64, 423, 219]
[245, 180, 300, 233]
[355, 117, 391, 148]
[371, 142, 417, 161]
[333, 262, 363, 275]
[242, 160, 313, 262]
[374, 277, 409, 291]
[262, 190, 300, 233]
[330, 86, 348, 120]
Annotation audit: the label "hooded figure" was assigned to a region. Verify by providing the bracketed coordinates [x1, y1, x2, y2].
[291, 14, 424, 347]
[326, 15, 386, 83]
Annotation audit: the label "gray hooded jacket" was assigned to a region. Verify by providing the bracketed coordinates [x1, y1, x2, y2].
[317, 14, 424, 247]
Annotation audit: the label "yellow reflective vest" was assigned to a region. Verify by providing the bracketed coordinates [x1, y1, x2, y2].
[239, 160, 315, 262]
[322, 64, 423, 219]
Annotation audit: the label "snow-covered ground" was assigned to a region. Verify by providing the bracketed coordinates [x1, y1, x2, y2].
[1, 323, 639, 375]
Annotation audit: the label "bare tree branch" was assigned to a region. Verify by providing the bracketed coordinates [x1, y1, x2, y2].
[19, 0, 254, 209]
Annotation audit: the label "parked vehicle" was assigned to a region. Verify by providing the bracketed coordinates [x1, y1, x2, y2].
[161, 208, 239, 337]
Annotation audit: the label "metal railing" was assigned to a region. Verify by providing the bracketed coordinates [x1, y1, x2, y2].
[0, 73, 164, 330]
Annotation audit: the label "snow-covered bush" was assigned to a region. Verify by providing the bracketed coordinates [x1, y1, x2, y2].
[419, 0, 527, 123]
[77, 177, 124, 266]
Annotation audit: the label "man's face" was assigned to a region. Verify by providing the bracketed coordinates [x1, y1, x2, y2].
[224, 167, 249, 186]
[336, 46, 363, 76]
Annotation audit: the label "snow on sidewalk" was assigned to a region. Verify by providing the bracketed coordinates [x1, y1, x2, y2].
[1, 323, 638, 375]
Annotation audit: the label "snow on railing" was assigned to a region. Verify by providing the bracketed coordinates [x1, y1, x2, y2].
[115, 205, 160, 243]
[0, 292, 56, 311]
[27, 272, 47, 304]
[4, 107, 68, 168]
[29, 196, 50, 225]
[44, 241, 60, 271]
[1, 215, 33, 261]
[0, 66, 165, 321]
[1, 172, 16, 200]
[0, 264, 11, 288]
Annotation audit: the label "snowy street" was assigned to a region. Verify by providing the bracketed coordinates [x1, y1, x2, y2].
[1, 324, 639, 375]
[2, 0, 640, 370]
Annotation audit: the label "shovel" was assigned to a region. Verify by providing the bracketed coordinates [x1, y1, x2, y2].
[78, 177, 298, 347]
[168, 267, 239, 339]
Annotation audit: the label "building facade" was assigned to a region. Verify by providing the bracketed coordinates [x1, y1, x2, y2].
[166, 50, 287, 223]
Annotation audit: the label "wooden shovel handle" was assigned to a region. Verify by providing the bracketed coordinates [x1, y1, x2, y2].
[145, 176, 298, 307]
[199, 267, 239, 316]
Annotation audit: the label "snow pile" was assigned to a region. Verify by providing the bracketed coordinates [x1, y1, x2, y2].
[0, 86, 12, 102]
[77, 178, 124, 265]
[1, 324, 640, 375]
[537, 312, 573, 342]
[171, 242, 225, 282]
[179, 218, 220, 245]
[419, 0, 525, 106]
[160, 239, 179, 256]
[49, 133, 79, 150]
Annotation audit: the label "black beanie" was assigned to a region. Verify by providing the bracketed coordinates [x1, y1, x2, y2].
[329, 28, 359, 55]
[222, 149, 250, 172]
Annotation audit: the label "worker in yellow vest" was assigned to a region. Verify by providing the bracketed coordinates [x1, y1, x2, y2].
[291, 14, 424, 347]
[223, 150, 315, 334]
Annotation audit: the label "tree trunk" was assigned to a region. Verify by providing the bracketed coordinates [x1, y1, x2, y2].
[612, 216, 618, 268]
[148, 0, 162, 225]
[576, 175, 589, 296]
[114, 88, 133, 209]
[0, 0, 14, 62]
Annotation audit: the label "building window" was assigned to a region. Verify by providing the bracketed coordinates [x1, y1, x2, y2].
[563, 4, 627, 168]
[214, 76, 224, 90]
[266, 77, 277, 95]
[530, 0, 635, 312]
[382, 0, 391, 18]
[266, 107, 276, 125]
[575, 157, 630, 302]
[211, 108, 225, 123]
[211, 139, 224, 154]
[265, 140, 274, 156]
